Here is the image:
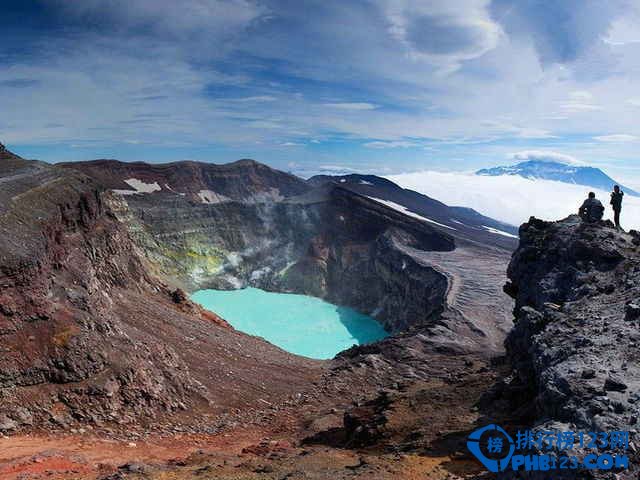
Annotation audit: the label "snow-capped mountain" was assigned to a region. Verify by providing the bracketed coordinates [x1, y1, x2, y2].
[476, 160, 639, 197]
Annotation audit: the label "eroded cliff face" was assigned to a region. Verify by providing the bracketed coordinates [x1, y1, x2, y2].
[502, 215, 640, 477]
[62, 160, 455, 333]
[0, 151, 320, 432]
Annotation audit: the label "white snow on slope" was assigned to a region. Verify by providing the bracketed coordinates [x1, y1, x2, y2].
[482, 225, 519, 239]
[114, 178, 161, 195]
[197, 189, 231, 204]
[124, 178, 161, 193]
[366, 196, 457, 230]
[387, 171, 640, 230]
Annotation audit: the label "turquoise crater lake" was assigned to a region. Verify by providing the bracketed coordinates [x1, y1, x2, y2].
[191, 287, 389, 360]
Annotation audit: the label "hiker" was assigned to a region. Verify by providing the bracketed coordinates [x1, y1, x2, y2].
[579, 192, 605, 222]
[610, 185, 624, 229]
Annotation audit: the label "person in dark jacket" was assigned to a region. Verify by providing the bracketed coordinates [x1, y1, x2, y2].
[610, 185, 624, 229]
[579, 192, 605, 222]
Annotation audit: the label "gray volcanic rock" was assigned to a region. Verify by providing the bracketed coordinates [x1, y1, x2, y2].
[502, 215, 640, 477]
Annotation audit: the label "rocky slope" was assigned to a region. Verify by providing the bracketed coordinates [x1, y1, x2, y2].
[309, 173, 519, 249]
[0, 144, 320, 433]
[501, 215, 640, 477]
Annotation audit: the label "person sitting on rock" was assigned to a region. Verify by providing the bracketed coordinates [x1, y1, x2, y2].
[610, 185, 624, 230]
[579, 192, 605, 222]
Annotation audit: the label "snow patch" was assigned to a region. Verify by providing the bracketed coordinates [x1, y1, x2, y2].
[198, 189, 231, 204]
[359, 180, 374, 185]
[125, 178, 161, 193]
[482, 226, 519, 239]
[366, 196, 457, 230]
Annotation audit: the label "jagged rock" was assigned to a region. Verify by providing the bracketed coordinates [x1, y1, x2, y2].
[0, 415, 17, 432]
[581, 368, 596, 379]
[343, 391, 392, 447]
[99, 475, 125, 480]
[171, 288, 188, 304]
[604, 376, 628, 392]
[626, 302, 640, 321]
[502, 215, 640, 477]
[119, 462, 147, 473]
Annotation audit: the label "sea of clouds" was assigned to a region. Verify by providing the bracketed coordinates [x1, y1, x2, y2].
[386, 171, 640, 230]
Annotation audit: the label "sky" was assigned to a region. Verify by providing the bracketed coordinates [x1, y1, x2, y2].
[3, 0, 640, 186]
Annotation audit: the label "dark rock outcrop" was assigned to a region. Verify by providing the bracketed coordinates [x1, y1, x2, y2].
[502, 215, 640, 477]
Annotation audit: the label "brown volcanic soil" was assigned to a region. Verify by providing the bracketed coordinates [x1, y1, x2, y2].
[0, 354, 499, 479]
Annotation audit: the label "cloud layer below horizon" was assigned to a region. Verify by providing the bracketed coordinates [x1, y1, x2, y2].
[387, 171, 640, 229]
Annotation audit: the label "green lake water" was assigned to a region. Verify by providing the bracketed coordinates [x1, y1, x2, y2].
[190, 287, 389, 360]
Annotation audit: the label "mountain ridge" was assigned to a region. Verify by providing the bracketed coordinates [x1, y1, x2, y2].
[309, 173, 519, 249]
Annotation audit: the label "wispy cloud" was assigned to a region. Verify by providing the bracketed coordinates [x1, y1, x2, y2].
[364, 140, 421, 149]
[228, 96, 278, 102]
[594, 134, 639, 142]
[323, 102, 378, 110]
[509, 150, 583, 165]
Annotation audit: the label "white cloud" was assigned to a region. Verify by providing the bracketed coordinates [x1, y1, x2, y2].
[387, 170, 640, 228]
[364, 140, 420, 149]
[323, 102, 378, 110]
[594, 134, 639, 142]
[381, 0, 502, 67]
[319, 165, 356, 172]
[510, 150, 582, 165]
[515, 128, 557, 139]
[605, 17, 640, 45]
[559, 90, 602, 113]
[51, 0, 263, 44]
[229, 96, 277, 102]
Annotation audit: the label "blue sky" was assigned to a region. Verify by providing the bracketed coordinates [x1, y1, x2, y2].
[3, 0, 640, 182]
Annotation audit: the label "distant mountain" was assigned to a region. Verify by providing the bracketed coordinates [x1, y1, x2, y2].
[476, 160, 640, 197]
[308, 173, 519, 249]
